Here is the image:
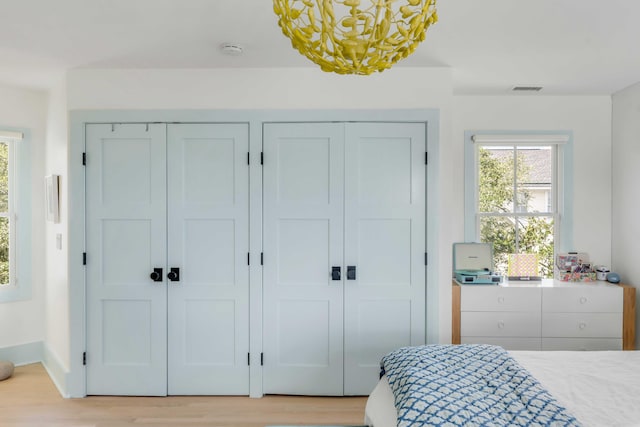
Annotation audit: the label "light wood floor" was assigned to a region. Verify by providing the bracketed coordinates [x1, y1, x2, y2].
[0, 363, 368, 427]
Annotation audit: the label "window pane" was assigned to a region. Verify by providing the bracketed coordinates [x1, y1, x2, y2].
[480, 216, 515, 275]
[516, 147, 552, 213]
[0, 142, 8, 212]
[517, 216, 554, 278]
[0, 217, 8, 285]
[481, 215, 554, 278]
[478, 146, 514, 213]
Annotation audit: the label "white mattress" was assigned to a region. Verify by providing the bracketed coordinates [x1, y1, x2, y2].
[365, 350, 640, 427]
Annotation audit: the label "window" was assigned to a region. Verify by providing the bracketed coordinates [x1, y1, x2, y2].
[0, 128, 31, 302]
[0, 137, 14, 285]
[464, 132, 573, 278]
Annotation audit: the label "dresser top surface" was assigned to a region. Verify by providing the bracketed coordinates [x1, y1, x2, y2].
[454, 278, 625, 289]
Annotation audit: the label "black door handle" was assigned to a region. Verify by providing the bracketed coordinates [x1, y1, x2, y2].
[150, 268, 163, 282]
[347, 266, 356, 280]
[167, 267, 180, 282]
[331, 266, 341, 281]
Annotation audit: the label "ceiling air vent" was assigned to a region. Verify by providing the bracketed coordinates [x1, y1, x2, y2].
[511, 86, 543, 92]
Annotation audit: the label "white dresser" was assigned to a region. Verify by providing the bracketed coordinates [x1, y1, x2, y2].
[452, 280, 636, 351]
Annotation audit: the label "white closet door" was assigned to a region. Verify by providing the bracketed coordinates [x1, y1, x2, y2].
[86, 123, 168, 396]
[343, 123, 426, 395]
[262, 123, 345, 395]
[166, 124, 250, 395]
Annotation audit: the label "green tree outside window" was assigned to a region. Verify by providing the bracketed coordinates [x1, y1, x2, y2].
[0, 142, 9, 284]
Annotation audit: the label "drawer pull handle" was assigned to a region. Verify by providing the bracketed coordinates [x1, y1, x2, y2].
[579, 322, 587, 330]
[579, 297, 587, 304]
[498, 321, 505, 329]
[498, 297, 505, 304]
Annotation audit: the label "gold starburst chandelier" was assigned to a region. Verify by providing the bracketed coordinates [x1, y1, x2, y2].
[273, 0, 438, 75]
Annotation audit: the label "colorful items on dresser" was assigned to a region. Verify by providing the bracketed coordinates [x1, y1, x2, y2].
[555, 252, 596, 282]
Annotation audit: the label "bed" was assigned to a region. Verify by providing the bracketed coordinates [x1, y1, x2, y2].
[364, 345, 640, 427]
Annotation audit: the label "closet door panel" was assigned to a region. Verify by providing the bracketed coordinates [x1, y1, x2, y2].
[167, 123, 249, 395]
[86, 123, 168, 396]
[353, 299, 412, 367]
[343, 122, 426, 395]
[357, 219, 412, 284]
[263, 123, 345, 396]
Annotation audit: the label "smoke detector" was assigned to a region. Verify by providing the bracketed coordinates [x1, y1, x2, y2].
[220, 43, 244, 56]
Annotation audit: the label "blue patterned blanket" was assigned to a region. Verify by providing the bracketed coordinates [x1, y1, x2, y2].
[380, 345, 581, 427]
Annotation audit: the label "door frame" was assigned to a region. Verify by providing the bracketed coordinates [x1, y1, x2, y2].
[67, 109, 440, 398]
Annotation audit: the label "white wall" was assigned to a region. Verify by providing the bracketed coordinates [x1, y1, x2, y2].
[450, 95, 613, 339]
[0, 83, 46, 349]
[67, 68, 453, 110]
[612, 82, 640, 348]
[44, 78, 70, 372]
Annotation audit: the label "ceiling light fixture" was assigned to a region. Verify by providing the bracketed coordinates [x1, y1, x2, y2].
[273, 0, 438, 75]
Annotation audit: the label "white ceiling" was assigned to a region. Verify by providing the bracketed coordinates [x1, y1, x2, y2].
[1, 0, 639, 95]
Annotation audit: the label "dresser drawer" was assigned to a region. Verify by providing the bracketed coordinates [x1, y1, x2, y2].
[461, 337, 541, 351]
[461, 311, 541, 337]
[542, 313, 622, 338]
[542, 338, 622, 351]
[461, 287, 541, 312]
[542, 287, 622, 313]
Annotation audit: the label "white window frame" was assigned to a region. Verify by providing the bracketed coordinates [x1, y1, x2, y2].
[464, 131, 574, 267]
[0, 128, 32, 302]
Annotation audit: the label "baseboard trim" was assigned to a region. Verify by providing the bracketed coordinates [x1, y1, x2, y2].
[0, 341, 70, 398]
[43, 345, 70, 398]
[0, 341, 43, 366]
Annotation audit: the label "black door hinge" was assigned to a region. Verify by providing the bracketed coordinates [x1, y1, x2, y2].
[260, 253, 264, 265]
[425, 152, 428, 165]
[82, 152, 86, 166]
[83, 352, 87, 366]
[247, 152, 250, 165]
[83, 253, 87, 265]
[424, 252, 428, 266]
[248, 353, 250, 366]
[260, 152, 264, 165]
[247, 253, 250, 266]
[260, 353, 264, 366]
